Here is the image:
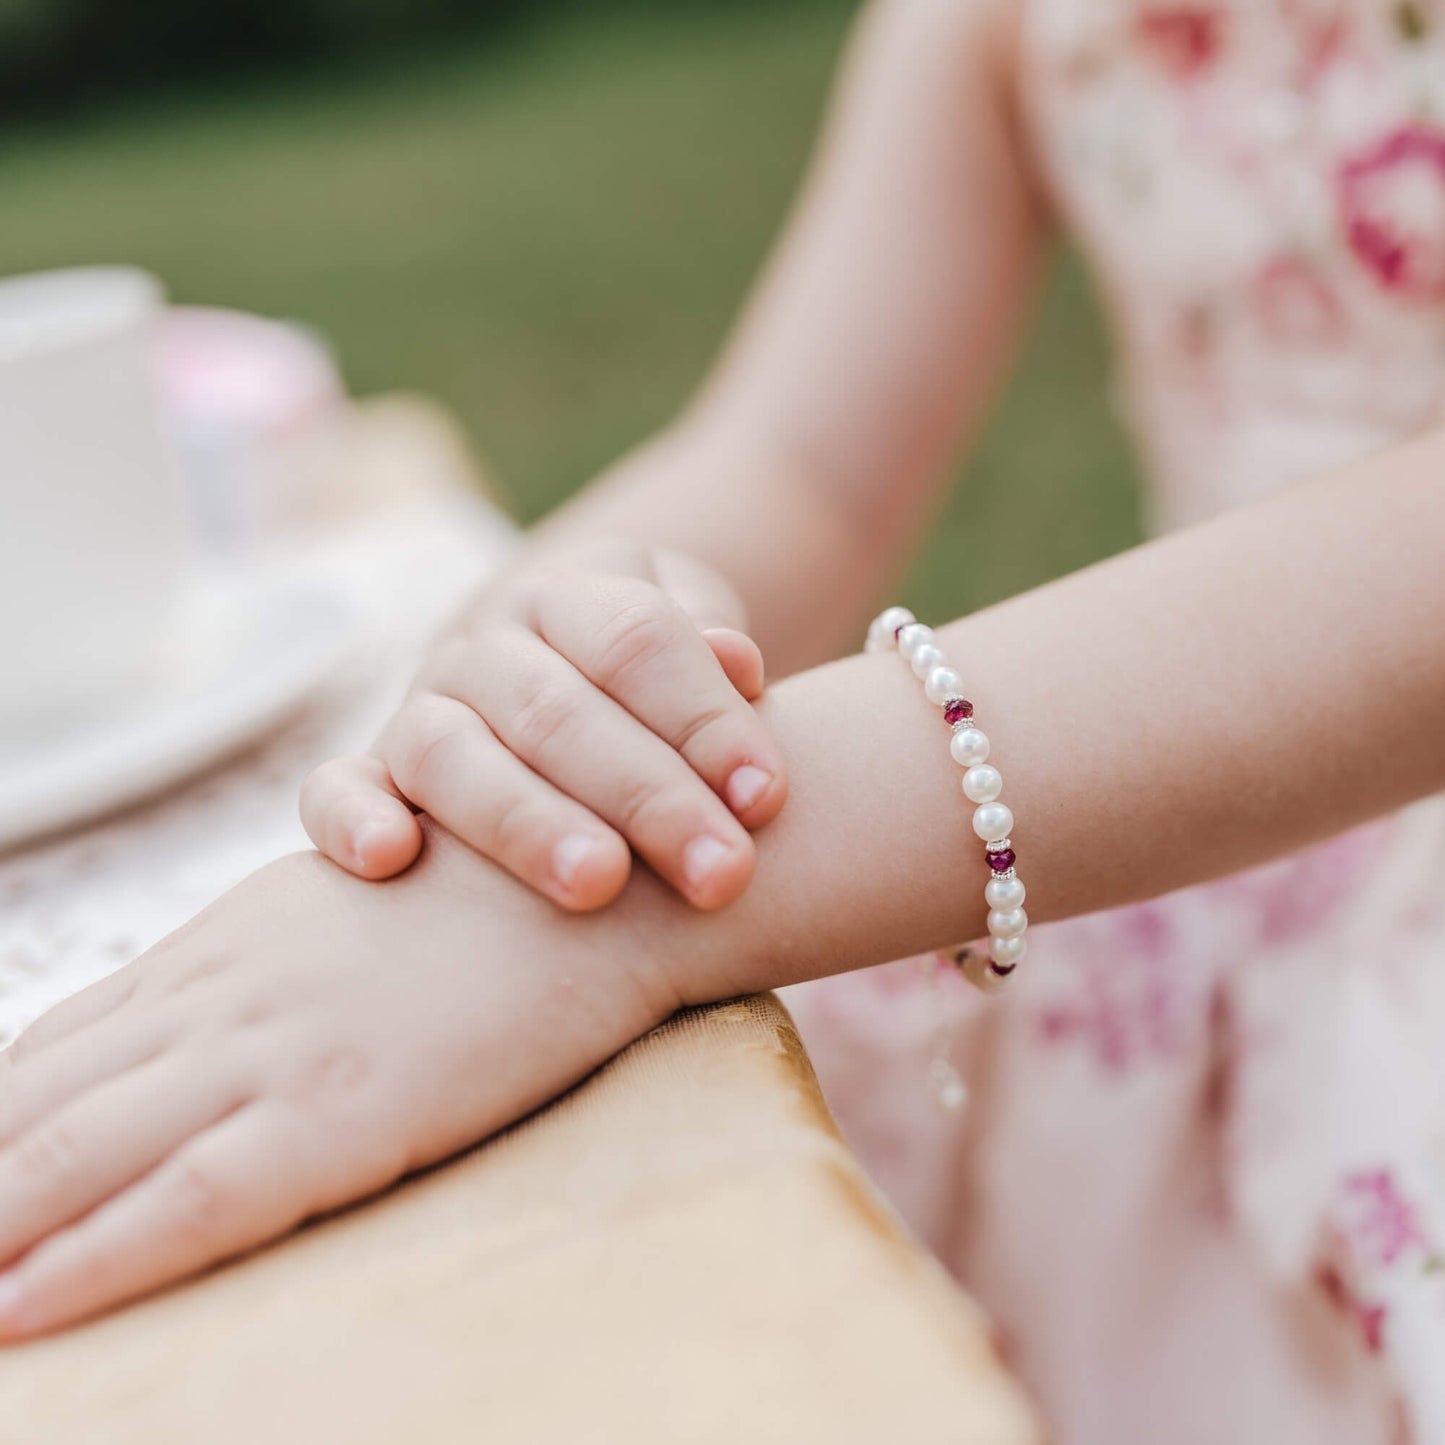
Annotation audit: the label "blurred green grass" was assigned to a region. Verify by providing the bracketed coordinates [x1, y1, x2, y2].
[0, 0, 1143, 619]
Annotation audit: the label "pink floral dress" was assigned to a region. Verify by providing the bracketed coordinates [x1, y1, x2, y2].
[786, 4, 1445, 1441]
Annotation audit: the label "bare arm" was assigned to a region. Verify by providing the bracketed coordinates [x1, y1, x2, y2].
[16, 0, 1445, 1343]
[528, 0, 1046, 672]
[8, 419, 1442, 1337]
[623, 427, 1445, 998]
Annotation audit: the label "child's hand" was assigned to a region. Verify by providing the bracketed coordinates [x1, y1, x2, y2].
[0, 831, 678, 1338]
[301, 542, 787, 911]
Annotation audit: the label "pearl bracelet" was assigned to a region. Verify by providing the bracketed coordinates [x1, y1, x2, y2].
[867, 606, 1027, 994]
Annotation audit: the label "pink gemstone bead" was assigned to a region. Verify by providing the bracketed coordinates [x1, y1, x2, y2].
[944, 698, 974, 726]
[986, 848, 1016, 873]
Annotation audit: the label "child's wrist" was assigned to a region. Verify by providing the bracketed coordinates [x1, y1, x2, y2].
[629, 648, 1001, 1007]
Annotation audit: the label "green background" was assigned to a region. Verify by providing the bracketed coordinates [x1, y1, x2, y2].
[0, 0, 1144, 619]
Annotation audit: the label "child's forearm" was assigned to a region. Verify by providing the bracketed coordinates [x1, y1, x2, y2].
[601, 427, 1445, 1002]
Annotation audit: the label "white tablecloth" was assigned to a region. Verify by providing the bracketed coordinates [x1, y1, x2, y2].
[0, 499, 515, 1047]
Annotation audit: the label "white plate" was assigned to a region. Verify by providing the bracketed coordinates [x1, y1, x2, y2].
[0, 570, 357, 853]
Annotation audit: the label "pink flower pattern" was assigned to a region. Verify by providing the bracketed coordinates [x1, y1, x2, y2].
[1340, 1169, 1432, 1267]
[1340, 125, 1445, 299]
[1032, 906, 1209, 1071]
[1135, 5, 1230, 78]
[1087, 5, 1445, 395]
[1314, 1170, 1444, 1358]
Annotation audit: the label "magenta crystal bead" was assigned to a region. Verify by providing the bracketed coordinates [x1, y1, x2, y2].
[986, 848, 1016, 873]
[943, 698, 974, 726]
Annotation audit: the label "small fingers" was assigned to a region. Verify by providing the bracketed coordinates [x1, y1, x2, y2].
[0, 1004, 179, 1150]
[534, 579, 786, 830]
[299, 756, 422, 880]
[458, 629, 762, 907]
[0, 1103, 309, 1340]
[702, 627, 766, 702]
[3, 967, 141, 1064]
[444, 629, 758, 909]
[379, 693, 631, 911]
[0, 1050, 249, 1270]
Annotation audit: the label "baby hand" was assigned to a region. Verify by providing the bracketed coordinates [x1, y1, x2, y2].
[0, 832, 677, 1337]
[301, 542, 787, 911]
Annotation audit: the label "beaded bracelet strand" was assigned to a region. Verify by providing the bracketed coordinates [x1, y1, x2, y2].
[867, 606, 1028, 996]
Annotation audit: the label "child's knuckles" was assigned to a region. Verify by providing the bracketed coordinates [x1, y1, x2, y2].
[485, 788, 553, 865]
[222, 988, 284, 1034]
[508, 674, 585, 758]
[154, 949, 235, 1001]
[672, 696, 741, 758]
[160, 1154, 239, 1247]
[613, 773, 709, 840]
[587, 591, 679, 688]
[289, 1041, 378, 1113]
[393, 719, 473, 800]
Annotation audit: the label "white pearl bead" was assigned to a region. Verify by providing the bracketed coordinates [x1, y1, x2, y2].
[924, 665, 963, 705]
[989, 934, 1027, 967]
[910, 643, 945, 679]
[895, 623, 933, 662]
[988, 906, 1028, 939]
[872, 607, 914, 647]
[972, 801, 1014, 842]
[985, 874, 1026, 910]
[962, 764, 1003, 803]
[949, 727, 990, 767]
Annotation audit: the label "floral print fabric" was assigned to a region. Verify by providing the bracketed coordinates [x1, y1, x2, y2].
[1032, 0, 1445, 531]
[786, 5, 1445, 1440]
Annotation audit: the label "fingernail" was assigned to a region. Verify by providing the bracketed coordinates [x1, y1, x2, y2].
[725, 764, 772, 814]
[352, 816, 394, 870]
[553, 833, 598, 890]
[683, 835, 731, 889]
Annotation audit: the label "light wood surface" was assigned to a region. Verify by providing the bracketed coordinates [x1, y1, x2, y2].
[0, 995, 1041, 1443]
